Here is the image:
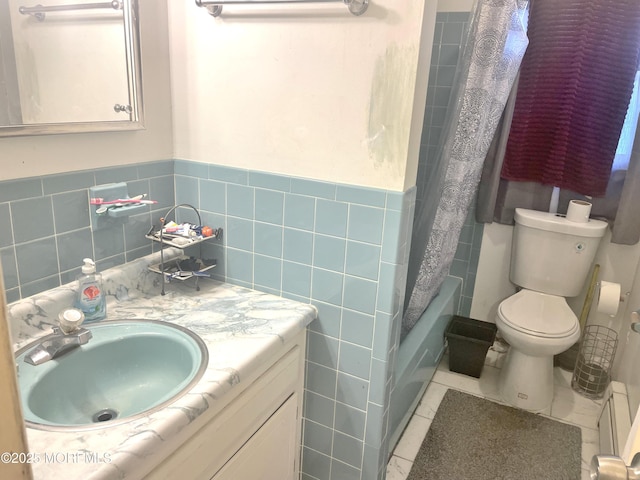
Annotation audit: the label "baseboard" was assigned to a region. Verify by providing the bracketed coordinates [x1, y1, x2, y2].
[598, 381, 632, 456]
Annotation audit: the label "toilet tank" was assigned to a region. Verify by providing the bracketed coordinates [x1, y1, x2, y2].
[510, 208, 608, 297]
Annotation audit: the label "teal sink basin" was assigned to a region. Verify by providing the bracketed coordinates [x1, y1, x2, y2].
[15, 320, 208, 431]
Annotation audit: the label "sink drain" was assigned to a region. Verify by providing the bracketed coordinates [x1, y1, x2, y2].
[92, 409, 119, 423]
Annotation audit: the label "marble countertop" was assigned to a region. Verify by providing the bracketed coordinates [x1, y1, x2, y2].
[8, 251, 316, 480]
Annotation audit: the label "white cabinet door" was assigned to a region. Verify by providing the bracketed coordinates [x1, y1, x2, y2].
[212, 394, 298, 480]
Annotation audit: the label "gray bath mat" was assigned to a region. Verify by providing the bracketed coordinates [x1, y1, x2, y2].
[408, 389, 582, 480]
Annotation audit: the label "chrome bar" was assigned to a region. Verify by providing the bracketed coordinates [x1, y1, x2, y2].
[19, 1, 122, 21]
[195, 0, 368, 17]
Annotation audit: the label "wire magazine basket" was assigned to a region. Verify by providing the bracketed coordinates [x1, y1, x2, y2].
[571, 325, 618, 399]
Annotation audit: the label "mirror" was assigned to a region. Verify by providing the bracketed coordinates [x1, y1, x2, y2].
[0, 0, 143, 136]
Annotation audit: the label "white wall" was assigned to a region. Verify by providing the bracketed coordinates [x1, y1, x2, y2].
[168, 0, 434, 191]
[469, 222, 515, 323]
[616, 254, 640, 416]
[0, 0, 173, 181]
[437, 0, 474, 12]
[1, 0, 436, 189]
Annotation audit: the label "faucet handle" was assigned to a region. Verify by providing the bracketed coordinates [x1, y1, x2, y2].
[58, 308, 85, 334]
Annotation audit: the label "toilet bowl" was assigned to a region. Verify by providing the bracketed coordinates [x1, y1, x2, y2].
[496, 289, 581, 412]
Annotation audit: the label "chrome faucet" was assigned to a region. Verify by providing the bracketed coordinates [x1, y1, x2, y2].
[24, 327, 93, 365]
[24, 309, 93, 365]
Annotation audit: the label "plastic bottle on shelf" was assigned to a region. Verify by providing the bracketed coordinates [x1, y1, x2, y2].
[75, 258, 107, 321]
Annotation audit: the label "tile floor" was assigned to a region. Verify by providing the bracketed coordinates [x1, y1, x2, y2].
[386, 347, 602, 480]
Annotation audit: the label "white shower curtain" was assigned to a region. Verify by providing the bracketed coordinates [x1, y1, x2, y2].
[402, 0, 529, 337]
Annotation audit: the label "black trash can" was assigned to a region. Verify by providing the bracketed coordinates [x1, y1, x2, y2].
[444, 315, 497, 378]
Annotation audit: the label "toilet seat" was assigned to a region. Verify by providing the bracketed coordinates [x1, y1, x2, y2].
[497, 289, 579, 338]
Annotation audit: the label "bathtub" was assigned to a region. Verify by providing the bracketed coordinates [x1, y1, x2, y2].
[388, 275, 462, 452]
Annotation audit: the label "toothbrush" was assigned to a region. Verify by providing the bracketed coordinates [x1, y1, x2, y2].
[91, 194, 143, 205]
[94, 195, 158, 215]
[90, 195, 157, 205]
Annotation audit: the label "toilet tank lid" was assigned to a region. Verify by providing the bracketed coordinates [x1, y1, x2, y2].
[514, 208, 608, 237]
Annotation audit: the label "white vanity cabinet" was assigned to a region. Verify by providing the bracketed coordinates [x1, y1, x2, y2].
[145, 331, 306, 480]
[211, 394, 298, 480]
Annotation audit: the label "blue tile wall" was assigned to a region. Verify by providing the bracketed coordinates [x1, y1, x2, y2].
[0, 160, 175, 303]
[0, 153, 478, 479]
[418, 11, 482, 316]
[172, 161, 416, 480]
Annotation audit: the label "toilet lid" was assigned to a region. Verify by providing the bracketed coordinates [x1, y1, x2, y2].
[497, 290, 578, 338]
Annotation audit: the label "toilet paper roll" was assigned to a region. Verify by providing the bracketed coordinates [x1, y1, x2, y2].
[566, 199, 592, 223]
[597, 281, 621, 316]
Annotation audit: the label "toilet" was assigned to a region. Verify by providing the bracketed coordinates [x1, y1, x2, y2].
[496, 208, 608, 412]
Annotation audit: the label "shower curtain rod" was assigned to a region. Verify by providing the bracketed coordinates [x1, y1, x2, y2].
[195, 0, 368, 17]
[19, 1, 122, 20]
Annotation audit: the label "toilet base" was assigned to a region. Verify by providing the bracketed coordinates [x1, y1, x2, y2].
[499, 347, 554, 412]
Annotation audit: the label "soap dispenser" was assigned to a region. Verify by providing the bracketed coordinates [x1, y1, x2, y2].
[75, 258, 106, 321]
